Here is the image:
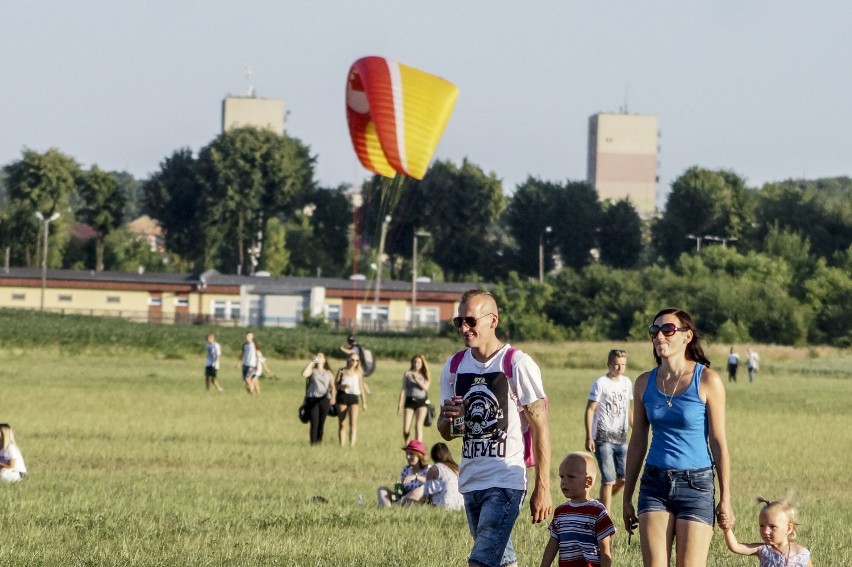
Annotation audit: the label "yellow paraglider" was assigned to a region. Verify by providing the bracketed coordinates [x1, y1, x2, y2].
[346, 56, 459, 180]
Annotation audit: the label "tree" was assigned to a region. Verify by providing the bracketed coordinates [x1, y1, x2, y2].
[77, 166, 126, 271]
[416, 159, 505, 281]
[653, 167, 751, 263]
[598, 199, 643, 269]
[551, 181, 603, 270]
[2, 148, 80, 267]
[504, 177, 566, 278]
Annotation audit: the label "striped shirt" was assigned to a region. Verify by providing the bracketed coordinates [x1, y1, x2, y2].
[548, 500, 616, 567]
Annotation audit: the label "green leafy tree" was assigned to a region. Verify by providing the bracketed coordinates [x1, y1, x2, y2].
[653, 167, 751, 263]
[504, 177, 564, 278]
[2, 148, 80, 267]
[491, 272, 564, 341]
[803, 260, 852, 346]
[417, 159, 505, 281]
[77, 166, 126, 271]
[599, 199, 643, 269]
[552, 181, 603, 270]
[262, 217, 289, 275]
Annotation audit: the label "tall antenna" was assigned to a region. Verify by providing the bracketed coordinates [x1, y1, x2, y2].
[623, 84, 629, 114]
[245, 65, 255, 97]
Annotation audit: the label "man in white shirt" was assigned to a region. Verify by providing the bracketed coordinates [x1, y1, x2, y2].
[205, 334, 223, 392]
[584, 349, 633, 513]
[438, 290, 551, 567]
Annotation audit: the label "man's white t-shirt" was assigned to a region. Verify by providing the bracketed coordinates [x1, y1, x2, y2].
[440, 344, 545, 494]
[588, 374, 633, 444]
[206, 342, 221, 369]
[242, 342, 258, 367]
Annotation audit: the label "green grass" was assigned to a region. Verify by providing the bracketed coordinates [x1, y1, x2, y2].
[1, 342, 851, 566]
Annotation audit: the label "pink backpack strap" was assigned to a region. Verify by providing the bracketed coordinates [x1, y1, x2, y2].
[449, 349, 466, 373]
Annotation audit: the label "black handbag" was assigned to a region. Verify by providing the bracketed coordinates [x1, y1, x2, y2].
[298, 399, 310, 424]
[424, 400, 436, 427]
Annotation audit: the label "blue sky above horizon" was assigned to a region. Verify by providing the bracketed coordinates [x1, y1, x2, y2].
[3, 2, 850, 208]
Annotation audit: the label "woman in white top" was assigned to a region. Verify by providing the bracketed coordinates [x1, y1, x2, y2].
[0, 423, 27, 482]
[335, 354, 368, 447]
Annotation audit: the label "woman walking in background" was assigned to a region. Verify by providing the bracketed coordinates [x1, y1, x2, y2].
[336, 353, 367, 447]
[0, 423, 27, 482]
[623, 308, 733, 567]
[301, 352, 335, 445]
[397, 354, 431, 442]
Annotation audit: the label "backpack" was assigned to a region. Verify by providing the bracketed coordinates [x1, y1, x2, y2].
[359, 347, 376, 377]
[449, 347, 546, 468]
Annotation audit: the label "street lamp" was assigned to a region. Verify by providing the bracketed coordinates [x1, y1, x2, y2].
[538, 226, 552, 284]
[373, 215, 391, 323]
[686, 234, 704, 252]
[411, 230, 431, 328]
[35, 211, 61, 311]
[704, 235, 738, 247]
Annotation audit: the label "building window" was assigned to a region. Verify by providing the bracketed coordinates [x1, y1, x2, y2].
[148, 296, 163, 307]
[212, 300, 240, 321]
[324, 304, 341, 321]
[175, 297, 189, 308]
[357, 304, 388, 322]
[408, 306, 439, 324]
[106, 296, 121, 304]
[11, 293, 25, 301]
[58, 294, 72, 302]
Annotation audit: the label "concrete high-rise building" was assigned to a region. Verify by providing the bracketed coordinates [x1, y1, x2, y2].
[221, 96, 286, 134]
[587, 112, 659, 217]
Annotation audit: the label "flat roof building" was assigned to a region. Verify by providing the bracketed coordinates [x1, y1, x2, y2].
[587, 112, 659, 217]
[222, 96, 286, 134]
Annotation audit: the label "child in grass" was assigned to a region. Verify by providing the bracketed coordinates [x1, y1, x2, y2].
[722, 497, 813, 567]
[540, 451, 615, 567]
[0, 423, 27, 482]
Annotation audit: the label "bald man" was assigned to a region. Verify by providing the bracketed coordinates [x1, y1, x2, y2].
[438, 289, 552, 567]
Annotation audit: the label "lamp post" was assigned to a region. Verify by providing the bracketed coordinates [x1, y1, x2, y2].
[411, 230, 431, 328]
[686, 233, 704, 252]
[538, 225, 552, 284]
[704, 235, 738, 247]
[35, 211, 60, 311]
[373, 215, 391, 325]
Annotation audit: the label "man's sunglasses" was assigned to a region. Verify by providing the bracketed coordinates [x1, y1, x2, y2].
[648, 323, 688, 338]
[452, 313, 495, 329]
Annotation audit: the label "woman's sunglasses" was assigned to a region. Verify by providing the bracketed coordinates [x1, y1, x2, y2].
[648, 323, 688, 338]
[452, 313, 495, 329]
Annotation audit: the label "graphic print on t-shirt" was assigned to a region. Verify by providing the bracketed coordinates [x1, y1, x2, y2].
[456, 370, 509, 459]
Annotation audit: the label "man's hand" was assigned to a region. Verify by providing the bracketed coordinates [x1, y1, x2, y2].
[530, 484, 552, 524]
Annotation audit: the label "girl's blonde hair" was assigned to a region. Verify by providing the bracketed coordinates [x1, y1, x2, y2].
[0, 423, 16, 450]
[757, 496, 801, 542]
[410, 354, 431, 383]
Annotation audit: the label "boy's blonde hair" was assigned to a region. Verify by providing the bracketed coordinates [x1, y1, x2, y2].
[757, 496, 801, 542]
[564, 451, 598, 484]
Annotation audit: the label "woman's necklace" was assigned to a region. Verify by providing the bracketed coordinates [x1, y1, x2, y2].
[662, 366, 688, 408]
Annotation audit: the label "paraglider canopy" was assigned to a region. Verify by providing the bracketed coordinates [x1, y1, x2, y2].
[346, 56, 459, 181]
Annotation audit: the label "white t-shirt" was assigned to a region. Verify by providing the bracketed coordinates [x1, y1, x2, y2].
[727, 353, 740, 365]
[588, 374, 633, 444]
[206, 342, 221, 368]
[0, 443, 26, 477]
[242, 342, 258, 367]
[440, 345, 546, 493]
[747, 351, 760, 369]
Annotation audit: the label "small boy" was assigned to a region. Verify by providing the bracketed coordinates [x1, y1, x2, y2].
[540, 452, 615, 567]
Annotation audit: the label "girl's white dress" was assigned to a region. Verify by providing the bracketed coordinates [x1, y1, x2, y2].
[757, 544, 811, 567]
[0, 443, 27, 482]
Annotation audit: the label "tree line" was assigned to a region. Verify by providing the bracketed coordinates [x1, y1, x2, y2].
[1, 128, 849, 345]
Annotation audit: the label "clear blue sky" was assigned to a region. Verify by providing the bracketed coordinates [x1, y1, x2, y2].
[3, 2, 850, 207]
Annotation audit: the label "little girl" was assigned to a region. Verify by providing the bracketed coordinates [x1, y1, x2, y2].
[0, 423, 28, 482]
[723, 497, 813, 567]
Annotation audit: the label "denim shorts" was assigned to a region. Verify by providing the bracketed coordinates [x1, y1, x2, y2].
[638, 465, 715, 525]
[464, 487, 525, 567]
[594, 441, 627, 484]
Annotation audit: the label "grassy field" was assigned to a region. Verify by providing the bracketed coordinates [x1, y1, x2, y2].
[0, 341, 850, 566]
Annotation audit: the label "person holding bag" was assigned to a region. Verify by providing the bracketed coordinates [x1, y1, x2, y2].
[301, 352, 335, 445]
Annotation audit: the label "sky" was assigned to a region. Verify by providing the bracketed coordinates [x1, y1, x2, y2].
[3, 2, 850, 208]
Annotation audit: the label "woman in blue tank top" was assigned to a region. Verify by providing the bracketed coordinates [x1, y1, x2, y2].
[622, 308, 733, 566]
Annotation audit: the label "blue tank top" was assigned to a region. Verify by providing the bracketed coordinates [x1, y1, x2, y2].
[644, 363, 713, 470]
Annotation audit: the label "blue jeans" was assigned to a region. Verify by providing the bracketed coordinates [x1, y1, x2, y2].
[464, 487, 525, 567]
[638, 465, 715, 525]
[594, 441, 627, 484]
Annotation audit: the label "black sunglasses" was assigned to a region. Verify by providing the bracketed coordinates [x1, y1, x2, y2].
[648, 323, 688, 338]
[452, 313, 495, 329]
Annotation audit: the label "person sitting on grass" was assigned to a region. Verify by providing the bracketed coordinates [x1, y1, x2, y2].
[401, 442, 464, 511]
[376, 439, 430, 507]
[540, 452, 615, 567]
[0, 423, 27, 482]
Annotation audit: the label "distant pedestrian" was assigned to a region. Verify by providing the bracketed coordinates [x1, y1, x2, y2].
[301, 352, 335, 445]
[727, 347, 740, 383]
[397, 354, 431, 442]
[747, 348, 760, 383]
[204, 334, 224, 392]
[335, 353, 367, 447]
[0, 423, 27, 482]
[584, 349, 632, 514]
[239, 331, 260, 395]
